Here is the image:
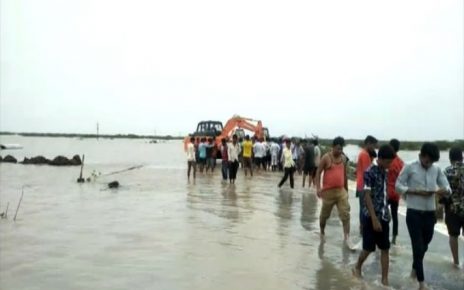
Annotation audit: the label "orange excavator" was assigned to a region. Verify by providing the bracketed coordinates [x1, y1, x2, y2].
[221, 115, 265, 141]
[183, 115, 267, 155]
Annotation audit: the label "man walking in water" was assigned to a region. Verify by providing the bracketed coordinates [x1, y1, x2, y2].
[356, 135, 378, 234]
[396, 142, 450, 290]
[205, 138, 215, 174]
[443, 147, 464, 268]
[312, 138, 321, 187]
[242, 135, 253, 177]
[315, 136, 352, 247]
[228, 135, 241, 184]
[198, 137, 207, 173]
[186, 137, 196, 181]
[302, 139, 316, 188]
[220, 138, 229, 182]
[253, 138, 266, 171]
[278, 139, 295, 189]
[387, 139, 404, 245]
[270, 139, 280, 172]
[353, 144, 396, 286]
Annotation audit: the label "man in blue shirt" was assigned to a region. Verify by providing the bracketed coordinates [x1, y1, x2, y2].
[198, 138, 207, 173]
[353, 144, 395, 287]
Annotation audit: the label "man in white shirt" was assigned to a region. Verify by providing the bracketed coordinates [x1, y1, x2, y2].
[228, 134, 241, 184]
[270, 140, 280, 172]
[278, 139, 296, 189]
[312, 139, 322, 187]
[253, 139, 266, 171]
[395, 142, 450, 290]
[186, 137, 196, 181]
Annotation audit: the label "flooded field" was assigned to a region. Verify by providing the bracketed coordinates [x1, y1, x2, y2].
[0, 136, 462, 290]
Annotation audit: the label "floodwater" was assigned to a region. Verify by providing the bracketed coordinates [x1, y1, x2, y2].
[0, 136, 463, 290]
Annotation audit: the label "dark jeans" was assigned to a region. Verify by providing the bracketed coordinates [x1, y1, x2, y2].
[278, 167, 294, 188]
[229, 160, 239, 180]
[406, 209, 436, 282]
[221, 160, 229, 180]
[388, 199, 399, 237]
[187, 161, 196, 178]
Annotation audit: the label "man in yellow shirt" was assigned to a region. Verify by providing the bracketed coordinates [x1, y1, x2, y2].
[242, 135, 253, 177]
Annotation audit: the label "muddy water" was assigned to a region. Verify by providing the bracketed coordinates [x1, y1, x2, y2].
[0, 136, 462, 290]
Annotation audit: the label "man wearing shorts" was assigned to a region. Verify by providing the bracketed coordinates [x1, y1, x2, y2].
[444, 146, 464, 268]
[353, 145, 395, 286]
[315, 136, 351, 247]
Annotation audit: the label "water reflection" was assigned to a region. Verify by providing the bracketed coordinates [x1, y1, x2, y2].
[275, 189, 293, 249]
[300, 192, 318, 232]
[220, 184, 238, 223]
[276, 189, 293, 220]
[316, 240, 360, 290]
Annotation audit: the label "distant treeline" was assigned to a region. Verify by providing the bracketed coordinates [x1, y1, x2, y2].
[1, 132, 463, 150]
[0, 132, 184, 140]
[317, 138, 464, 151]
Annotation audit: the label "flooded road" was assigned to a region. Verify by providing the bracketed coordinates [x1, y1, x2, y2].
[0, 136, 462, 290]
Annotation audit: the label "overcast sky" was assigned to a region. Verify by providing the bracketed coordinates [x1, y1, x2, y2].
[1, 0, 463, 140]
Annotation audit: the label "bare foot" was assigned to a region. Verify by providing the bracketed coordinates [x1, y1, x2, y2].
[418, 282, 429, 290]
[352, 266, 362, 279]
[381, 278, 389, 287]
[320, 233, 326, 243]
[344, 239, 356, 251]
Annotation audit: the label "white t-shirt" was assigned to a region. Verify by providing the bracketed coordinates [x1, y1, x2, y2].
[253, 142, 266, 158]
[270, 142, 280, 156]
[186, 143, 196, 162]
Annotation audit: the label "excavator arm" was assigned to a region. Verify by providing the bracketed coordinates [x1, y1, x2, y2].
[220, 115, 264, 141]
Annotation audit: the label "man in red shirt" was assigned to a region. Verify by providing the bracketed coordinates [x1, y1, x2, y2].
[387, 139, 404, 245]
[356, 135, 378, 234]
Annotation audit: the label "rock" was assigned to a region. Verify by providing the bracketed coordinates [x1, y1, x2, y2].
[49, 156, 72, 166]
[70, 155, 82, 165]
[108, 181, 119, 188]
[19, 155, 80, 166]
[21, 156, 50, 165]
[2, 155, 17, 163]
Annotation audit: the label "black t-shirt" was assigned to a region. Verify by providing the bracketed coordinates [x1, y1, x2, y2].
[206, 144, 213, 158]
[304, 144, 315, 167]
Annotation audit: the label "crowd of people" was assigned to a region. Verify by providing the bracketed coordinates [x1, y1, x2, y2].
[186, 135, 322, 185]
[185, 134, 463, 290]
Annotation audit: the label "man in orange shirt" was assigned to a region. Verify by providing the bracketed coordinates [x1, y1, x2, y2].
[315, 136, 352, 247]
[386, 139, 404, 245]
[356, 135, 378, 234]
